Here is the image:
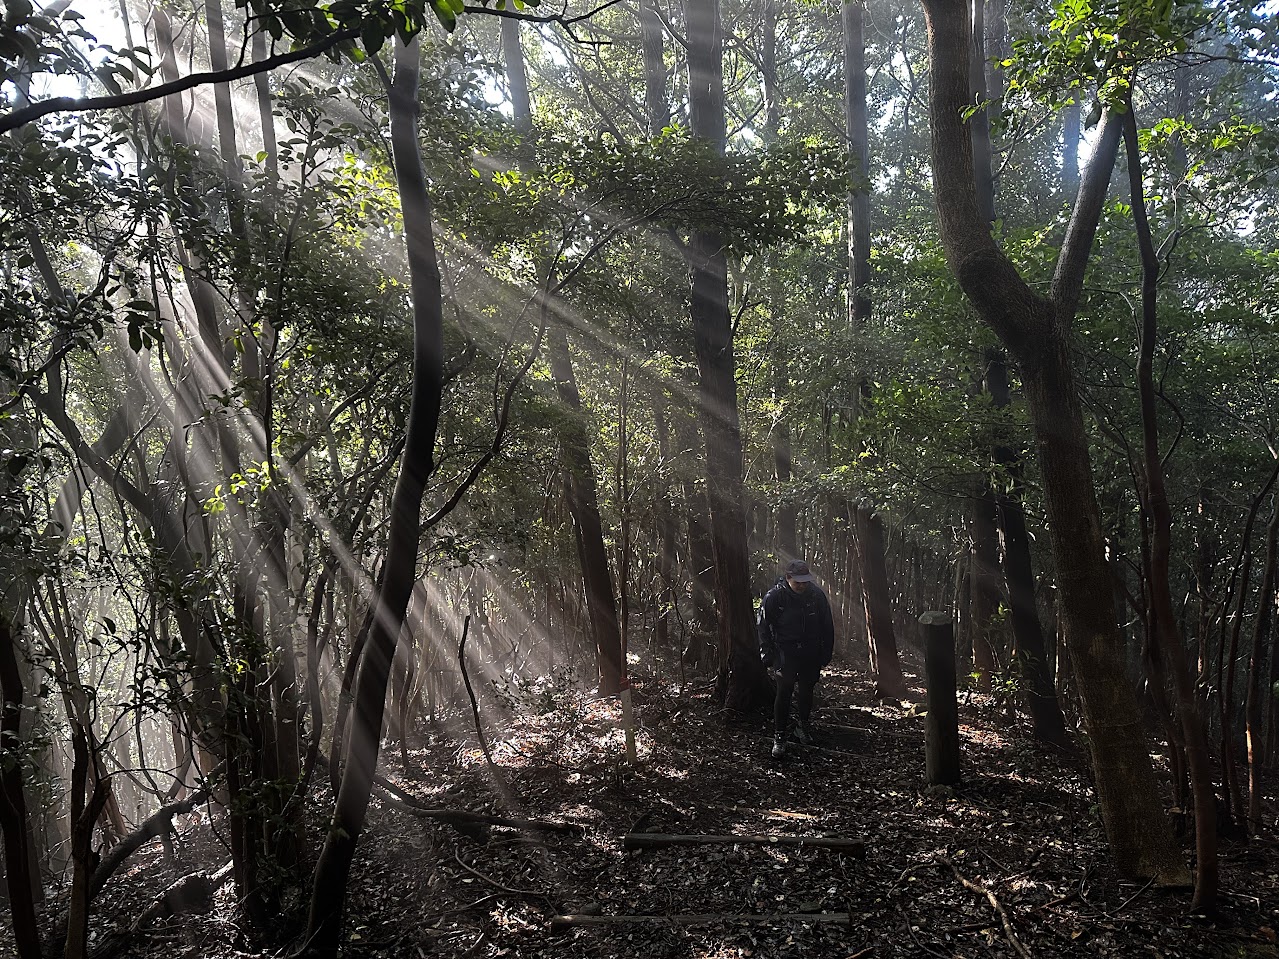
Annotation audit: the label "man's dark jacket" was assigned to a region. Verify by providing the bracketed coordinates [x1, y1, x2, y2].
[757, 578, 835, 669]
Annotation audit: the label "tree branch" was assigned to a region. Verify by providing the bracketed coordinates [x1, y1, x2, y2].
[0, 27, 357, 134]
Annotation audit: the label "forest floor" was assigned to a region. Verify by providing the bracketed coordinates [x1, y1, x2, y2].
[12, 655, 1279, 959]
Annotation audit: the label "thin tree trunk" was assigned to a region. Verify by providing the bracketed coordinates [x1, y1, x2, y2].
[843, 0, 903, 697]
[969, 485, 1001, 691]
[1247, 494, 1278, 829]
[302, 36, 445, 956]
[1123, 108, 1216, 911]
[501, 16, 624, 694]
[1221, 461, 1279, 827]
[985, 358, 1067, 743]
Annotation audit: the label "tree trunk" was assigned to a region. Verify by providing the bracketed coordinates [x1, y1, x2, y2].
[918, 0, 1186, 884]
[653, 391, 677, 653]
[500, 15, 625, 693]
[0, 616, 42, 959]
[1246, 492, 1278, 830]
[686, 0, 768, 710]
[969, 485, 1002, 691]
[1123, 108, 1216, 910]
[639, 0, 670, 135]
[547, 329, 625, 693]
[986, 357, 1067, 744]
[674, 400, 717, 657]
[857, 511, 907, 699]
[302, 36, 445, 956]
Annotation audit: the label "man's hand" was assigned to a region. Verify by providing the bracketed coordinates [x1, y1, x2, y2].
[760, 643, 778, 669]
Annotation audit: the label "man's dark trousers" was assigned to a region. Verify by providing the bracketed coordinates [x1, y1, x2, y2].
[775, 650, 820, 734]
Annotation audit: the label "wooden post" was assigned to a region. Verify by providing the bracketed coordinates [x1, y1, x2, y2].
[620, 681, 637, 765]
[920, 611, 961, 786]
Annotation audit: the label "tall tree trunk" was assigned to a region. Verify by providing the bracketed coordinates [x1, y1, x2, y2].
[686, 0, 768, 709]
[547, 330, 625, 693]
[917, 0, 1186, 884]
[302, 36, 445, 956]
[501, 16, 624, 694]
[1221, 463, 1278, 827]
[844, 0, 905, 697]
[674, 400, 717, 656]
[653, 391, 677, 652]
[1123, 108, 1216, 911]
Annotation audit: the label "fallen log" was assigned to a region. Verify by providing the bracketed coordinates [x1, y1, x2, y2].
[89, 782, 214, 899]
[623, 833, 865, 857]
[550, 912, 853, 933]
[373, 779, 583, 835]
[90, 862, 233, 959]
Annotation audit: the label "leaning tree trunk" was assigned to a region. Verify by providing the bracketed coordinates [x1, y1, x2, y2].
[685, 0, 768, 710]
[917, 0, 1186, 884]
[302, 35, 445, 957]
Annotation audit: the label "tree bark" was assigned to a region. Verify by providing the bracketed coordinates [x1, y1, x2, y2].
[917, 0, 1186, 883]
[686, 0, 768, 710]
[857, 511, 907, 699]
[843, 0, 904, 697]
[302, 36, 445, 956]
[547, 329, 625, 694]
[639, 0, 670, 135]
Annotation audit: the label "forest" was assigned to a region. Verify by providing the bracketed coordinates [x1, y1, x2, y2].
[1, 0, 1278, 954]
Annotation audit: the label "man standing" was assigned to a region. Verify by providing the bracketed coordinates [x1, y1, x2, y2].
[758, 560, 835, 758]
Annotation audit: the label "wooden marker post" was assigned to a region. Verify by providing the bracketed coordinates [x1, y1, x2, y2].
[920, 611, 960, 786]
[620, 678, 637, 765]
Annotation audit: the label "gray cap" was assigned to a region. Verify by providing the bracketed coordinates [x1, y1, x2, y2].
[785, 560, 816, 583]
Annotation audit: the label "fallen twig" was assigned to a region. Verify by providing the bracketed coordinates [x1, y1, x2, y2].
[624, 833, 865, 856]
[550, 912, 854, 932]
[937, 855, 1032, 959]
[899, 908, 950, 959]
[1108, 878, 1155, 917]
[454, 847, 545, 897]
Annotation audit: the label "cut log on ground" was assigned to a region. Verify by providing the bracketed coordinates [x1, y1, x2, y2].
[623, 833, 865, 857]
[550, 912, 855, 932]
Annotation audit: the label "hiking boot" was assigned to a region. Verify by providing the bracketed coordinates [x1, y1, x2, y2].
[792, 724, 816, 747]
[771, 733, 787, 759]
